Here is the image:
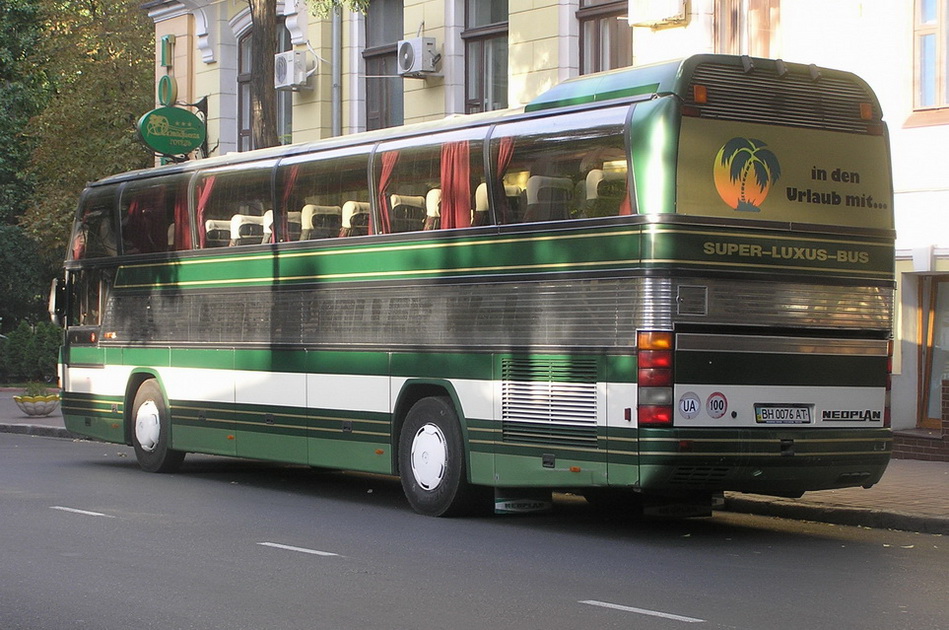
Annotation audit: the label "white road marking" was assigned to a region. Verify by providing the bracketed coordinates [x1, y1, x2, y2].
[50, 506, 115, 518]
[579, 599, 706, 623]
[257, 542, 340, 557]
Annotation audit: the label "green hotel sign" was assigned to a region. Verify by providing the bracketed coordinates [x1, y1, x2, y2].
[137, 106, 206, 156]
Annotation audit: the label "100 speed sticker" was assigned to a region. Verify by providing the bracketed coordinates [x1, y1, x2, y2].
[677, 391, 729, 419]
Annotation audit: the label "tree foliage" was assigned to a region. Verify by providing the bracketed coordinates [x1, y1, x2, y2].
[306, 0, 369, 17]
[19, 0, 155, 258]
[0, 0, 48, 225]
[0, 225, 47, 329]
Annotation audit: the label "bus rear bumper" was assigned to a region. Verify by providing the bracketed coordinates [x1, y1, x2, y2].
[636, 427, 892, 496]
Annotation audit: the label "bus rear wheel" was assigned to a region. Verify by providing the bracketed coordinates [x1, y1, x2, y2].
[131, 379, 185, 473]
[398, 396, 481, 517]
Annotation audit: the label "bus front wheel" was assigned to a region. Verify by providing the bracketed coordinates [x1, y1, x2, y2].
[398, 396, 481, 517]
[131, 379, 185, 473]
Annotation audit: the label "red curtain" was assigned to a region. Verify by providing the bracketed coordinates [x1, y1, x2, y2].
[125, 196, 145, 253]
[440, 142, 471, 229]
[174, 179, 192, 250]
[376, 152, 399, 234]
[278, 165, 300, 243]
[619, 189, 632, 215]
[71, 220, 86, 260]
[125, 187, 168, 253]
[495, 137, 515, 223]
[196, 175, 216, 248]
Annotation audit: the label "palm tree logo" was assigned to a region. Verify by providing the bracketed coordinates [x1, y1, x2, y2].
[713, 138, 781, 212]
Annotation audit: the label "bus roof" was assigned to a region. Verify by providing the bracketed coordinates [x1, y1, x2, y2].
[90, 54, 881, 190]
[524, 54, 881, 114]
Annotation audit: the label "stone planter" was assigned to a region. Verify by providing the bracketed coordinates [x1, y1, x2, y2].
[13, 394, 61, 417]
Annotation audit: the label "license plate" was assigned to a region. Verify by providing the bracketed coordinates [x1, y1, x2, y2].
[754, 404, 812, 424]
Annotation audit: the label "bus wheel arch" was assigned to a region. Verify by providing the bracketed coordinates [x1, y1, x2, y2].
[129, 377, 185, 473]
[394, 388, 484, 517]
[392, 381, 466, 472]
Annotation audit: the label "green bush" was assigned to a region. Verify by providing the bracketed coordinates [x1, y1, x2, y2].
[0, 320, 60, 383]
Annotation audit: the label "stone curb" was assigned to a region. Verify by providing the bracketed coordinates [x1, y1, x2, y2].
[723, 495, 949, 535]
[0, 423, 81, 440]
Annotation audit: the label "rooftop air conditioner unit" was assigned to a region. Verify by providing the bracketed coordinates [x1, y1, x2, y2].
[397, 37, 437, 76]
[274, 50, 308, 89]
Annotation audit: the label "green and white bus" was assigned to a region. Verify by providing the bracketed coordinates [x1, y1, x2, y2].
[55, 54, 894, 517]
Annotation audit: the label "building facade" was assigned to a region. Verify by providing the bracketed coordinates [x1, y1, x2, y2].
[144, 0, 949, 459]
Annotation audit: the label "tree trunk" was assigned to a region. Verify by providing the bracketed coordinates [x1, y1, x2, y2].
[248, 0, 278, 150]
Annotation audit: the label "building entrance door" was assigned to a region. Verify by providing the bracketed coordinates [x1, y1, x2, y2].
[918, 275, 949, 429]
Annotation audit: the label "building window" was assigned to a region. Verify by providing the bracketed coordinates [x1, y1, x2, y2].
[578, 0, 631, 75]
[364, 0, 403, 131]
[916, 0, 947, 109]
[716, 0, 780, 58]
[463, 0, 508, 114]
[238, 32, 253, 152]
[237, 20, 293, 152]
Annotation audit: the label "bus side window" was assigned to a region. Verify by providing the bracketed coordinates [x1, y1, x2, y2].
[278, 152, 371, 241]
[375, 133, 487, 233]
[120, 176, 187, 255]
[71, 186, 119, 260]
[196, 169, 273, 248]
[490, 106, 631, 225]
[66, 268, 113, 328]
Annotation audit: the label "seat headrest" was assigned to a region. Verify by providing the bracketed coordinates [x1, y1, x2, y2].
[526, 176, 573, 205]
[341, 201, 370, 228]
[390, 194, 426, 209]
[426, 189, 442, 218]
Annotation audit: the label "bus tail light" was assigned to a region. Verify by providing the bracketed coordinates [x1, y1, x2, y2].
[638, 331, 674, 427]
[639, 405, 673, 426]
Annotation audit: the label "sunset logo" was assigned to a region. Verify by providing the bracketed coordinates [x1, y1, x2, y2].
[714, 137, 781, 212]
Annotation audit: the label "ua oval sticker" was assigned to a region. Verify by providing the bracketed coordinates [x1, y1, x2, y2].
[713, 137, 781, 212]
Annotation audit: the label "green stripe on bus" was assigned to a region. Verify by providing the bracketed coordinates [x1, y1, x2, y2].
[111, 222, 892, 293]
[113, 226, 645, 290]
[642, 226, 894, 278]
[114, 348, 636, 382]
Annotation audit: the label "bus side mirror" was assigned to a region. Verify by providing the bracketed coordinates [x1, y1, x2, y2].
[49, 277, 65, 327]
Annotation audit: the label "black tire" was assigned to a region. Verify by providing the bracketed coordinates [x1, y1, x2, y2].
[131, 380, 185, 473]
[398, 396, 482, 517]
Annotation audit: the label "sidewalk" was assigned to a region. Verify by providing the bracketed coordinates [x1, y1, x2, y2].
[1, 388, 946, 534]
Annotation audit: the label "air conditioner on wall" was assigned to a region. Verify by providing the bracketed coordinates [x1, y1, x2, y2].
[397, 37, 437, 76]
[274, 50, 308, 89]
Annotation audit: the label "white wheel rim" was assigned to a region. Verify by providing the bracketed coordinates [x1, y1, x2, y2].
[135, 400, 161, 453]
[410, 423, 448, 491]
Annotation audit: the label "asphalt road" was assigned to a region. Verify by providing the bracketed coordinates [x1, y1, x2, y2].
[2, 434, 946, 630]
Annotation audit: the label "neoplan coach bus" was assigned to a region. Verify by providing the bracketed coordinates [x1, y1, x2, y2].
[54, 54, 894, 517]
